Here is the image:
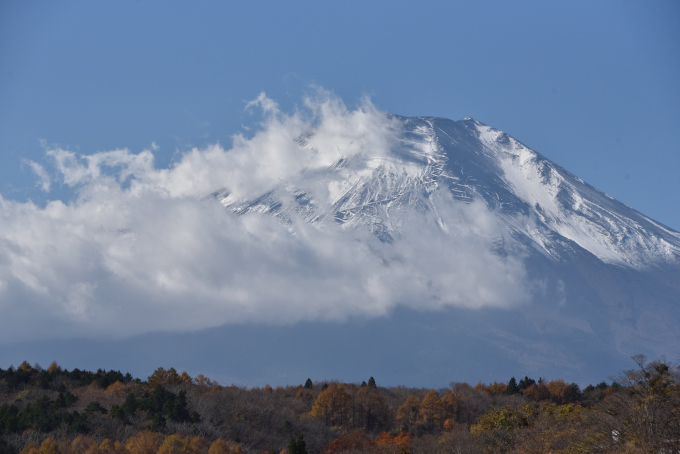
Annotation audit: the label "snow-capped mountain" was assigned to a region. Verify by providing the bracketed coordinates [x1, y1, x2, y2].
[6, 114, 677, 387]
[220, 115, 680, 270]
[203, 115, 680, 384]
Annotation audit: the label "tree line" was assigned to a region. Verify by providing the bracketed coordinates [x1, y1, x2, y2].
[0, 355, 678, 453]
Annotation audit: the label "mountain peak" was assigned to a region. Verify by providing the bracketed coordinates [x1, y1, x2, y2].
[223, 114, 680, 270]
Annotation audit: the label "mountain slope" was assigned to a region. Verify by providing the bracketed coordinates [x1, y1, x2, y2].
[221, 115, 680, 269]
[209, 115, 680, 382]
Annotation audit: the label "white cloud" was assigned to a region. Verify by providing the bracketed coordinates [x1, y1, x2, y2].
[24, 160, 51, 192]
[0, 92, 531, 342]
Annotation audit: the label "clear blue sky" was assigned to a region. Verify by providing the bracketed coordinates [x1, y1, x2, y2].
[1, 0, 679, 230]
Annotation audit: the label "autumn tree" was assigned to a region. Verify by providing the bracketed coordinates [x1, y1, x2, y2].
[157, 434, 206, 454]
[440, 390, 461, 427]
[321, 431, 375, 454]
[98, 438, 127, 453]
[419, 390, 443, 430]
[376, 432, 411, 454]
[311, 383, 352, 428]
[126, 430, 163, 454]
[354, 386, 391, 432]
[470, 405, 530, 453]
[148, 367, 192, 387]
[598, 355, 680, 452]
[396, 394, 421, 430]
[208, 438, 242, 454]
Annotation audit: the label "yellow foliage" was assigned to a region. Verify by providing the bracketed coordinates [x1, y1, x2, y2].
[98, 438, 127, 453]
[157, 434, 206, 454]
[69, 435, 98, 453]
[14, 389, 30, 401]
[207, 438, 242, 454]
[18, 441, 39, 454]
[105, 380, 127, 395]
[47, 361, 62, 373]
[126, 431, 163, 454]
[38, 438, 59, 454]
[148, 367, 192, 387]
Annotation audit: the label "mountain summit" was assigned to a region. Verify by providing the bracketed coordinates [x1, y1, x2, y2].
[222, 116, 680, 270]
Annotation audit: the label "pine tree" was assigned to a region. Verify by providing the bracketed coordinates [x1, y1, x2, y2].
[288, 433, 307, 454]
[506, 377, 519, 395]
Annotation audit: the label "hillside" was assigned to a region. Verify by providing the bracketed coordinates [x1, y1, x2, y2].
[1, 359, 678, 453]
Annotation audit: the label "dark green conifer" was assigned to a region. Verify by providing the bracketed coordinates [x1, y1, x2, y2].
[506, 377, 519, 395]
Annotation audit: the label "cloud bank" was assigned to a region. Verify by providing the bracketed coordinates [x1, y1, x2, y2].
[0, 92, 530, 342]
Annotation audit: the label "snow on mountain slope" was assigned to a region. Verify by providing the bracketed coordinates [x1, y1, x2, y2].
[471, 120, 680, 267]
[219, 115, 680, 270]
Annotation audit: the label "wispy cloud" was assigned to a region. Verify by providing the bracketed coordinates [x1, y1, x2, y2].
[0, 91, 530, 342]
[23, 159, 51, 192]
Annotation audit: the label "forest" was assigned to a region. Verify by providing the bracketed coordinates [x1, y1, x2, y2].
[0, 355, 678, 454]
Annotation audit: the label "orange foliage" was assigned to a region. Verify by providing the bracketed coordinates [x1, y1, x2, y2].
[322, 430, 410, 453]
[192, 373, 217, 388]
[321, 431, 376, 454]
[377, 432, 410, 454]
[419, 390, 442, 426]
[396, 395, 420, 423]
[311, 383, 352, 427]
[523, 383, 551, 401]
[440, 391, 460, 422]
[475, 381, 507, 396]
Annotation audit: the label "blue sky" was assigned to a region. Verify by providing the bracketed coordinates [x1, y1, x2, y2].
[2, 0, 679, 230]
[1, 1, 679, 384]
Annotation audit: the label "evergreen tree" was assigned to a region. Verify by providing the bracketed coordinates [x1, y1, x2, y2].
[506, 377, 519, 395]
[367, 376, 376, 388]
[518, 376, 536, 391]
[304, 378, 313, 389]
[288, 433, 308, 454]
[151, 413, 166, 431]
